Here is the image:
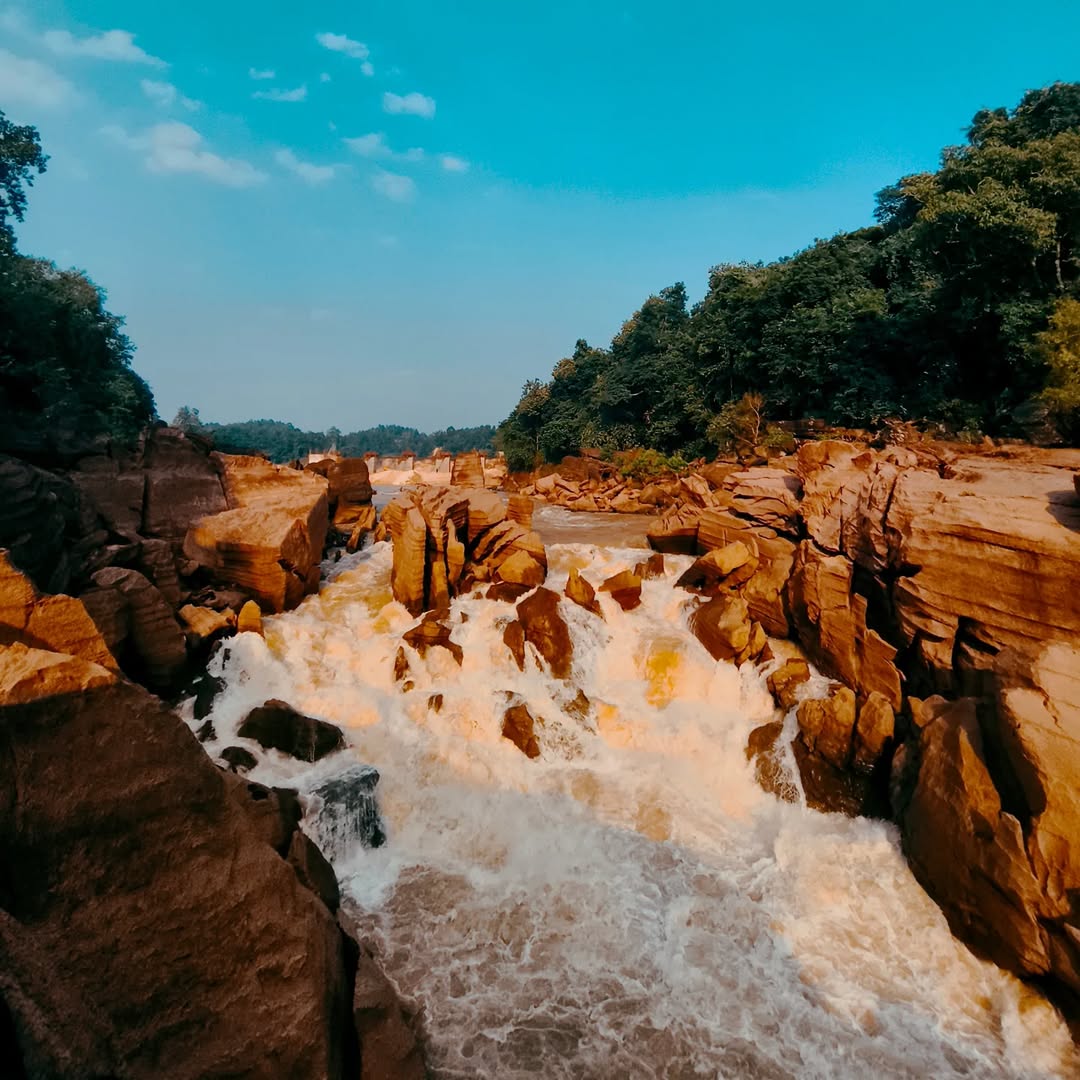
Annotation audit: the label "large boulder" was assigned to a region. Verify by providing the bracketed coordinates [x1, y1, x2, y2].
[516, 588, 573, 679]
[184, 455, 329, 613]
[0, 681, 353, 1078]
[141, 427, 228, 542]
[689, 595, 751, 662]
[237, 699, 347, 762]
[324, 458, 374, 531]
[0, 456, 74, 594]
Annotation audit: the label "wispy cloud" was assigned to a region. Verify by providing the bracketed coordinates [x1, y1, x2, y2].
[361, 61, 374, 77]
[0, 49, 75, 108]
[372, 169, 416, 203]
[104, 122, 267, 188]
[252, 84, 307, 103]
[141, 78, 199, 111]
[43, 28, 165, 68]
[274, 148, 337, 185]
[382, 91, 435, 118]
[440, 154, 469, 173]
[343, 132, 423, 163]
[316, 32, 368, 59]
[249, 67, 275, 80]
[319, 72, 331, 83]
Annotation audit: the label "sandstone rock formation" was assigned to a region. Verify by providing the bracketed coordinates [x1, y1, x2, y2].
[383, 487, 548, 616]
[450, 450, 485, 487]
[184, 454, 329, 613]
[0, 678, 421, 1078]
[502, 701, 542, 758]
[564, 567, 602, 616]
[599, 569, 642, 611]
[515, 587, 573, 679]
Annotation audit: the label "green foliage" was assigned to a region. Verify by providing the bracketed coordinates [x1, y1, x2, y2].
[706, 393, 765, 452]
[191, 416, 496, 464]
[614, 448, 688, 482]
[498, 82, 1080, 458]
[0, 111, 156, 456]
[1038, 296, 1080, 441]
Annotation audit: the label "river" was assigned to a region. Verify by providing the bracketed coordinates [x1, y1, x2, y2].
[188, 518, 1079, 1078]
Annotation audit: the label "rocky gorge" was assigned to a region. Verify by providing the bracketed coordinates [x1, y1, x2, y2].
[4, 423, 1080, 1074]
[516, 440, 1080, 1010]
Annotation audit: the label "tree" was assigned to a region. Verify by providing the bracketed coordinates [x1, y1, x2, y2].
[1038, 296, 1080, 441]
[0, 112, 47, 250]
[172, 405, 202, 431]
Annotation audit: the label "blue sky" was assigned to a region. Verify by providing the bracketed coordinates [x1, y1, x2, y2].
[2, 2, 1079, 431]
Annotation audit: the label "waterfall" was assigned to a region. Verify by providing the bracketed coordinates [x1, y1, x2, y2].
[307, 765, 386, 858]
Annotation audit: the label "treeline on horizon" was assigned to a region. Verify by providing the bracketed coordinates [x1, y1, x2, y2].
[496, 82, 1080, 472]
[171, 408, 495, 463]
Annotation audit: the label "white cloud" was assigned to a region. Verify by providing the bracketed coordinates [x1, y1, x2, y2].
[361, 61, 374, 78]
[344, 132, 389, 158]
[104, 122, 267, 188]
[315, 32, 368, 59]
[252, 84, 307, 102]
[344, 132, 424, 163]
[274, 148, 336, 185]
[382, 91, 435, 118]
[372, 169, 416, 203]
[43, 28, 165, 68]
[249, 67, 275, 80]
[320, 72, 331, 83]
[440, 154, 469, 173]
[0, 49, 75, 108]
[140, 78, 199, 111]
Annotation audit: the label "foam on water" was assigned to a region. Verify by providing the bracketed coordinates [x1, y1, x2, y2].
[190, 541, 1079, 1079]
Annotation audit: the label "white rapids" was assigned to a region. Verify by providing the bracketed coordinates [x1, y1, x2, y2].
[189, 540, 1079, 1079]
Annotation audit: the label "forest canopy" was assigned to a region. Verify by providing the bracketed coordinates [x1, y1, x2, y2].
[496, 83, 1080, 471]
[171, 408, 495, 463]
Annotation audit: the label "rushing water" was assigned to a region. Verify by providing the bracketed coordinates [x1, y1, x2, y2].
[189, 539, 1079, 1079]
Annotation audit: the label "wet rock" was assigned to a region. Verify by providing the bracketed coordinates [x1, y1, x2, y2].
[792, 732, 883, 817]
[236, 600, 263, 636]
[308, 766, 386, 856]
[496, 549, 546, 587]
[767, 658, 811, 711]
[402, 612, 463, 665]
[220, 746, 257, 773]
[646, 504, 701, 554]
[599, 569, 642, 612]
[428, 693, 444, 713]
[746, 721, 794, 802]
[503, 619, 526, 671]
[689, 595, 751, 662]
[633, 553, 666, 580]
[675, 542, 756, 593]
[796, 686, 856, 771]
[853, 691, 895, 773]
[351, 935, 428, 1080]
[563, 567, 601, 616]
[502, 703, 541, 758]
[486, 581, 533, 604]
[896, 696, 1050, 976]
[393, 646, 410, 683]
[516, 588, 573, 679]
[237, 699, 346, 762]
[196, 718, 216, 742]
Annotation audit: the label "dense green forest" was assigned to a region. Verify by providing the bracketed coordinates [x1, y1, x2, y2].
[0, 111, 155, 459]
[171, 408, 495, 462]
[496, 83, 1080, 471]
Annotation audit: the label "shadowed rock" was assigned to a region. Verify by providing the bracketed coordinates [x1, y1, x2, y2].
[237, 699, 346, 762]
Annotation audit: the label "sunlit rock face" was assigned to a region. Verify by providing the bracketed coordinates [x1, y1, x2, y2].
[183, 454, 329, 613]
[187, 538, 1080, 1079]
